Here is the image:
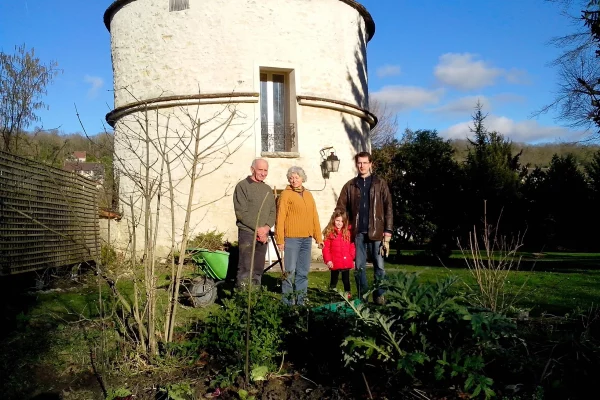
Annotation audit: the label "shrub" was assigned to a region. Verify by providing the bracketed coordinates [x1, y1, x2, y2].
[188, 230, 227, 251]
[192, 288, 288, 380]
[101, 244, 118, 266]
[342, 272, 514, 399]
[158, 382, 194, 400]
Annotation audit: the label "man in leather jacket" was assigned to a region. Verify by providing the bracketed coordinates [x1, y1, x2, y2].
[335, 151, 393, 304]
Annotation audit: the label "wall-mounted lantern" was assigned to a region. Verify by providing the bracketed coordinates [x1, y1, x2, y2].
[320, 146, 340, 179]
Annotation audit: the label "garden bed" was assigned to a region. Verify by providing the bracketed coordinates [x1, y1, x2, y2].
[1, 255, 600, 399]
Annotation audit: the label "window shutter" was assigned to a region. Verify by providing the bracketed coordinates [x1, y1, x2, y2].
[169, 0, 189, 12]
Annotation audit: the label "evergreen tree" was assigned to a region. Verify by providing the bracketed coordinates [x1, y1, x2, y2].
[543, 154, 592, 250]
[395, 129, 463, 256]
[586, 149, 600, 195]
[463, 103, 525, 235]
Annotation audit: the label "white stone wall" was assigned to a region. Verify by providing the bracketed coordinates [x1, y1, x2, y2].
[107, 0, 373, 259]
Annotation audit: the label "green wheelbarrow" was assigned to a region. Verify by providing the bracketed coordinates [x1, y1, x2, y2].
[182, 248, 229, 307]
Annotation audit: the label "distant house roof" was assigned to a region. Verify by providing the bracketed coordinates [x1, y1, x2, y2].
[63, 161, 105, 176]
[73, 151, 87, 160]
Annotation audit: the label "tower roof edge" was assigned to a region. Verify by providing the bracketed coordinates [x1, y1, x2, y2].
[103, 0, 375, 40]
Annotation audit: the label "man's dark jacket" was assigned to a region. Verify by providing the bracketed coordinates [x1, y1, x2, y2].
[336, 174, 393, 241]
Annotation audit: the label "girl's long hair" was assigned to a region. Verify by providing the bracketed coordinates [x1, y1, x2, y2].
[323, 210, 350, 241]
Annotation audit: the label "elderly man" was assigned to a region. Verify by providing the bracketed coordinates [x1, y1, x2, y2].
[233, 158, 276, 286]
[336, 151, 393, 304]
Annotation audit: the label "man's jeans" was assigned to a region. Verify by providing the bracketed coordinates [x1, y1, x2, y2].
[236, 229, 268, 286]
[354, 233, 386, 300]
[282, 237, 312, 305]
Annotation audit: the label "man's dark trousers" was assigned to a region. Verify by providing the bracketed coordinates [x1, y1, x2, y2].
[236, 229, 268, 286]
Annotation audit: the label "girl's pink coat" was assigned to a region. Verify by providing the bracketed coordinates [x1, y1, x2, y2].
[322, 228, 356, 270]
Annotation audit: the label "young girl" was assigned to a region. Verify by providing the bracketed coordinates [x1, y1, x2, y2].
[322, 210, 355, 299]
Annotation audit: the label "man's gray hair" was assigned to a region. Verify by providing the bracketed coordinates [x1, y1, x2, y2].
[251, 158, 268, 168]
[286, 166, 307, 182]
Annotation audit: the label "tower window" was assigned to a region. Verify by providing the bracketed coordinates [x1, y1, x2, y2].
[260, 71, 296, 153]
[169, 0, 189, 12]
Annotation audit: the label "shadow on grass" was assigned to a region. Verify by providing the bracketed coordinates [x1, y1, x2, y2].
[261, 273, 346, 307]
[30, 394, 61, 400]
[395, 252, 600, 272]
[0, 272, 80, 400]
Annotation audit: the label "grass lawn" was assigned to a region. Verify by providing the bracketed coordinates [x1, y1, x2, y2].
[30, 251, 600, 324]
[262, 255, 600, 316]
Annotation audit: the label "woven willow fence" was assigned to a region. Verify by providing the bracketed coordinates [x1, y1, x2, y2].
[0, 151, 99, 276]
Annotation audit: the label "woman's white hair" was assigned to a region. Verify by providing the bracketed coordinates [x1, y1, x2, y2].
[286, 166, 307, 182]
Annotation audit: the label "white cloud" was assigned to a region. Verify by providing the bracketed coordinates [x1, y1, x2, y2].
[442, 115, 585, 143]
[429, 95, 490, 115]
[84, 75, 104, 99]
[371, 85, 445, 112]
[505, 68, 530, 85]
[376, 64, 402, 78]
[435, 53, 502, 90]
[429, 93, 526, 115]
[434, 53, 530, 91]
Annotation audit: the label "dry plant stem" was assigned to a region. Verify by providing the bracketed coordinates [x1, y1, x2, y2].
[92, 188, 104, 321]
[129, 197, 146, 352]
[277, 352, 286, 375]
[164, 152, 177, 338]
[362, 372, 374, 400]
[159, 116, 176, 339]
[149, 110, 167, 349]
[130, 196, 147, 348]
[89, 348, 108, 397]
[142, 108, 159, 356]
[167, 119, 203, 343]
[245, 192, 270, 386]
[412, 388, 432, 400]
[459, 201, 526, 313]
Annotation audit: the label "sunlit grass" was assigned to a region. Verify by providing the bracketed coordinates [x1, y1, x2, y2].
[296, 262, 600, 316]
[264, 255, 600, 316]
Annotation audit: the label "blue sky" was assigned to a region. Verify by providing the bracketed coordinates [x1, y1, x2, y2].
[0, 0, 590, 143]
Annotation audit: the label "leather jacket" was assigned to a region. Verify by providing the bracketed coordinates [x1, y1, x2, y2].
[335, 175, 393, 241]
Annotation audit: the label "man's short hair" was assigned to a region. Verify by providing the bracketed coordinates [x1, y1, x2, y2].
[354, 151, 372, 163]
[251, 158, 268, 168]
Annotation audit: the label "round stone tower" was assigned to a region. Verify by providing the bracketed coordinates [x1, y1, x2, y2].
[104, 0, 376, 257]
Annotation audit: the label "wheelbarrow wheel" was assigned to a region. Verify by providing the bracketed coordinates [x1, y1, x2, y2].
[190, 277, 218, 307]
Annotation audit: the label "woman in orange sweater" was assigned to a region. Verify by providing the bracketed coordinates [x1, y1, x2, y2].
[275, 166, 323, 306]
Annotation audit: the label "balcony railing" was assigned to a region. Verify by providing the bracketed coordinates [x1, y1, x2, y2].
[261, 123, 296, 153]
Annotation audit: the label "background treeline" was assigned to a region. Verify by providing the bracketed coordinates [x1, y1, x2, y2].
[6, 129, 113, 167]
[373, 107, 600, 255]
[14, 128, 599, 174]
[452, 138, 600, 167]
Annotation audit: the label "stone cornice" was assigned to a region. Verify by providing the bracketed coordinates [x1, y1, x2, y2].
[297, 95, 378, 129]
[105, 92, 259, 127]
[103, 0, 375, 41]
[105, 92, 379, 130]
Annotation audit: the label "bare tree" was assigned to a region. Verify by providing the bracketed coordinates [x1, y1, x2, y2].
[368, 99, 399, 149]
[103, 88, 251, 355]
[536, 1, 600, 138]
[0, 44, 60, 152]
